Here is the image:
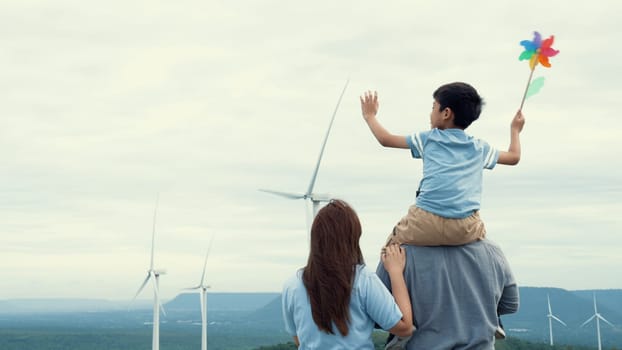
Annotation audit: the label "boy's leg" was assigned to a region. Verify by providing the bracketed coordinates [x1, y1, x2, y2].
[386, 206, 444, 246]
[439, 210, 486, 245]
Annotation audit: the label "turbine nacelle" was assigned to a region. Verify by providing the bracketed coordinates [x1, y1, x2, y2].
[184, 284, 211, 291]
[307, 193, 331, 202]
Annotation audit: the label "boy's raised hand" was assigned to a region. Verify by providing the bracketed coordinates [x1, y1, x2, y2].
[512, 110, 525, 133]
[360, 90, 379, 121]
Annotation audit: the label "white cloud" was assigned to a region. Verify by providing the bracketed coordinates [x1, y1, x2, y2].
[1, 0, 621, 299]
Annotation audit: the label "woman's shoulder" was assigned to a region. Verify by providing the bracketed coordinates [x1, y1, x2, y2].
[282, 269, 304, 292]
[352, 264, 380, 288]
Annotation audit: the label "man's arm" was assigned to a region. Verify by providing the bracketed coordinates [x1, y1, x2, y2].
[496, 245, 520, 315]
[360, 91, 409, 149]
[497, 110, 525, 165]
[498, 282, 519, 315]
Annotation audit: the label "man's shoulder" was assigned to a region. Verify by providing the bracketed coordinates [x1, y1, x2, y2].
[400, 239, 504, 254]
[475, 239, 505, 255]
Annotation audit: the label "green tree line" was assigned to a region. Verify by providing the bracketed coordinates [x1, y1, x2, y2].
[255, 332, 613, 350]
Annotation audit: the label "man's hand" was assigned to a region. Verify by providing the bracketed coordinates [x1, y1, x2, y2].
[360, 90, 379, 121]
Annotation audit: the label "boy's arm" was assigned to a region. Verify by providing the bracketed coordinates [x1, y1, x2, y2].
[360, 91, 409, 149]
[497, 110, 525, 165]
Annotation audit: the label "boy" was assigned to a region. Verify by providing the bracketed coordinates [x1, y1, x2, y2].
[361, 82, 524, 346]
[361, 82, 524, 246]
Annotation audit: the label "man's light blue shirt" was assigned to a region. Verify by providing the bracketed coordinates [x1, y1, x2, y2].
[406, 128, 499, 218]
[282, 265, 402, 350]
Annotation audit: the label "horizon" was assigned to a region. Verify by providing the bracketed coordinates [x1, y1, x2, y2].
[2, 0, 621, 300]
[2, 285, 622, 303]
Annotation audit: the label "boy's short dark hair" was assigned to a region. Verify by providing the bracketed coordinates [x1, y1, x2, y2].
[433, 82, 484, 129]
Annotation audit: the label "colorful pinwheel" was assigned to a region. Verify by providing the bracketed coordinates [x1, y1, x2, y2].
[518, 31, 559, 110]
[519, 31, 559, 70]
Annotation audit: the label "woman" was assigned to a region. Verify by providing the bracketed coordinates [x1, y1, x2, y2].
[282, 199, 413, 349]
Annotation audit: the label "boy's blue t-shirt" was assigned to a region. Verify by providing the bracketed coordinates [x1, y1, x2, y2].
[406, 128, 499, 218]
[282, 265, 402, 350]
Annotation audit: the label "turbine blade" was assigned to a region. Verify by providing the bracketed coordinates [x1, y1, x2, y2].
[598, 314, 614, 327]
[153, 276, 166, 317]
[159, 300, 166, 316]
[306, 78, 349, 196]
[593, 293, 598, 313]
[551, 315, 567, 326]
[151, 193, 160, 270]
[259, 189, 305, 200]
[200, 235, 215, 286]
[581, 314, 596, 327]
[133, 273, 151, 301]
[547, 294, 552, 313]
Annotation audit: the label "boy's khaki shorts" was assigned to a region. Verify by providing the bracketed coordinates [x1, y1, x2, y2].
[385, 206, 486, 246]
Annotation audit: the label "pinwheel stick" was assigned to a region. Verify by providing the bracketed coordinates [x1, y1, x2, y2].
[519, 65, 536, 111]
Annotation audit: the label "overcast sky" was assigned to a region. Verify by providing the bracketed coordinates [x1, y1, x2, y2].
[1, 0, 621, 300]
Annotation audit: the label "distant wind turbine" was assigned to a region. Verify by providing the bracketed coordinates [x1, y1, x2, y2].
[184, 235, 215, 350]
[133, 196, 167, 350]
[580, 293, 614, 350]
[546, 294, 566, 346]
[260, 79, 349, 232]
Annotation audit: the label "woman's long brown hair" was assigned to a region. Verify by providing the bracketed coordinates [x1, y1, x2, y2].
[302, 199, 364, 336]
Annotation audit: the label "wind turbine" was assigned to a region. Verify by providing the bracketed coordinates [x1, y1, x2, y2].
[260, 79, 349, 231]
[546, 294, 566, 346]
[133, 196, 167, 350]
[185, 235, 215, 350]
[580, 293, 614, 350]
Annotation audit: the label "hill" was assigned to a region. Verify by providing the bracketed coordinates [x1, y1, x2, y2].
[0, 298, 150, 313]
[165, 292, 280, 312]
[0, 292, 279, 315]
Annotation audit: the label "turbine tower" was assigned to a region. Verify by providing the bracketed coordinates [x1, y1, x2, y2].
[546, 294, 566, 346]
[185, 235, 215, 350]
[133, 196, 167, 350]
[260, 79, 349, 232]
[580, 293, 614, 350]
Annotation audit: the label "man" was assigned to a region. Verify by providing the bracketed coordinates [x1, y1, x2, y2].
[376, 240, 519, 349]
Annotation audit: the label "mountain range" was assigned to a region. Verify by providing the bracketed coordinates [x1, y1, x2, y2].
[1, 287, 621, 348]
